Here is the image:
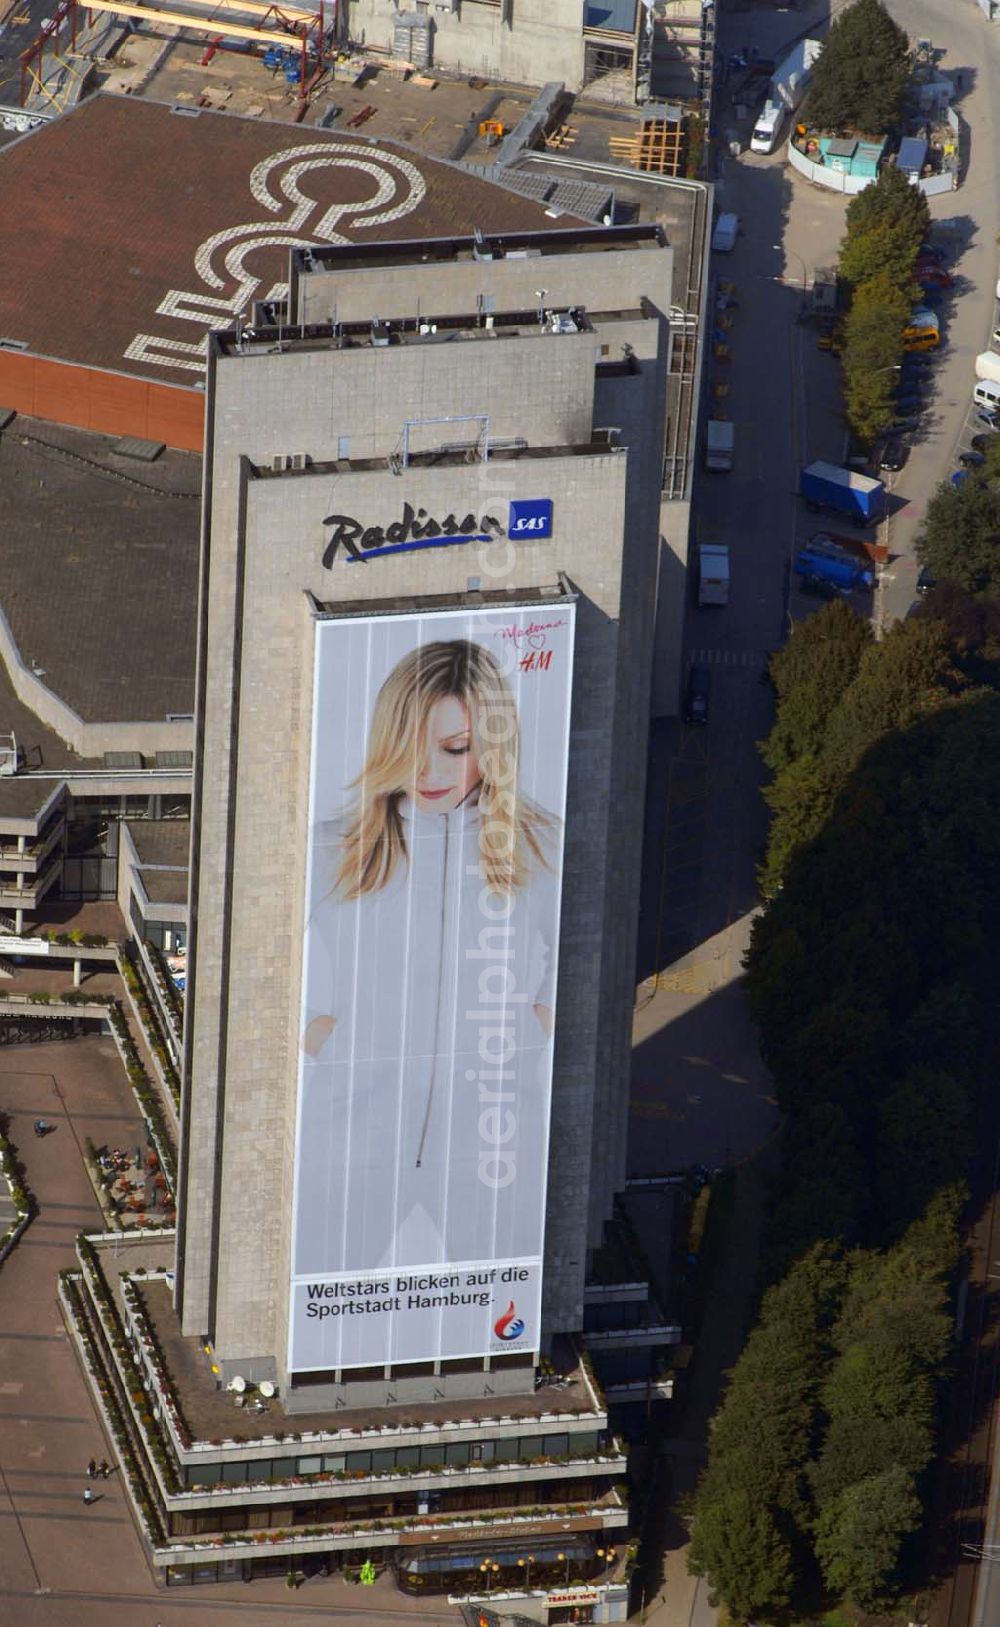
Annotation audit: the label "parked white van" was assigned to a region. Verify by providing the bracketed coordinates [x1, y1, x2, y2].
[750, 101, 786, 154]
[711, 213, 740, 253]
[973, 378, 1000, 411]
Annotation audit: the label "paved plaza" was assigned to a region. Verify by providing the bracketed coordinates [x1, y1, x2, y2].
[0, 1034, 454, 1626]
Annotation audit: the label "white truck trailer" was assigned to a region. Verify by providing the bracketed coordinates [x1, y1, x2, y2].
[769, 37, 822, 112]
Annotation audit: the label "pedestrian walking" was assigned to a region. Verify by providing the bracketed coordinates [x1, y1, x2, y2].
[83, 1485, 94, 1505]
[98, 1459, 110, 1478]
[87, 1458, 97, 1479]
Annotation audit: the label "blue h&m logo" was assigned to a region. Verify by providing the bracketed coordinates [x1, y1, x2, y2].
[508, 498, 554, 540]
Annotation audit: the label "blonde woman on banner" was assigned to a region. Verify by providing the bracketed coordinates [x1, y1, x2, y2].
[297, 628, 569, 1279]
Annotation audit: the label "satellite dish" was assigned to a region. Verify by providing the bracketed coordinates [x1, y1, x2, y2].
[228, 1375, 246, 1394]
[258, 1380, 276, 1399]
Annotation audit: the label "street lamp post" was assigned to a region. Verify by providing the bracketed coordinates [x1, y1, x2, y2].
[557, 1550, 571, 1585]
[517, 1554, 536, 1592]
[772, 242, 808, 294]
[870, 364, 901, 641]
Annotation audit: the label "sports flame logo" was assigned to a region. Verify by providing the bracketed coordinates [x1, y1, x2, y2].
[493, 1300, 526, 1341]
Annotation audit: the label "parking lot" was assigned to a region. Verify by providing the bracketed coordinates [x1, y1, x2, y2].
[633, 0, 1000, 1068]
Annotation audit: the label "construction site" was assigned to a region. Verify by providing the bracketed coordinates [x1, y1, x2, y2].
[0, 0, 715, 179]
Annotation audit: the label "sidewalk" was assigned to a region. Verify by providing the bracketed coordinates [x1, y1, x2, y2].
[637, 1132, 783, 1627]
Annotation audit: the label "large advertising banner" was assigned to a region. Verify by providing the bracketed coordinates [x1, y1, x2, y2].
[289, 602, 575, 1372]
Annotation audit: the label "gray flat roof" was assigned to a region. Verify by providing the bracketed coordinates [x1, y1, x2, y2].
[0, 658, 97, 823]
[138, 869, 188, 906]
[0, 417, 200, 724]
[126, 819, 190, 868]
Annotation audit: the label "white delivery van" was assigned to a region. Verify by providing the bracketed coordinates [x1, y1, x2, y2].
[973, 378, 1000, 411]
[750, 101, 786, 154]
[975, 351, 1000, 386]
[711, 213, 740, 253]
[698, 543, 731, 606]
[704, 420, 735, 471]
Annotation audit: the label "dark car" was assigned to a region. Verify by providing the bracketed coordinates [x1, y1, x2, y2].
[918, 241, 949, 262]
[916, 286, 944, 307]
[959, 450, 986, 468]
[971, 433, 997, 453]
[916, 265, 953, 289]
[879, 439, 908, 472]
[799, 573, 840, 600]
[917, 565, 937, 594]
[974, 410, 1000, 432]
[684, 664, 711, 726]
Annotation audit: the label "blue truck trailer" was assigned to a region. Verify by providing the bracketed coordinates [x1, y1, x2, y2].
[800, 460, 885, 526]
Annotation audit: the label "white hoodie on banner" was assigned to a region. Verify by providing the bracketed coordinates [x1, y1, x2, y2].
[297, 790, 561, 1277]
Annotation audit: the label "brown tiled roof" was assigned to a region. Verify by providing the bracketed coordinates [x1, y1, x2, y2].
[0, 94, 584, 390]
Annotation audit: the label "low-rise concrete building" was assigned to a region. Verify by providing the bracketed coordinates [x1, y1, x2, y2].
[345, 0, 641, 97]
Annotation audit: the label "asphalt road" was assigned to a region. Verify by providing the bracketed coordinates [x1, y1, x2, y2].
[631, 0, 1000, 1178]
[630, 0, 849, 1178]
[632, 6, 1000, 1625]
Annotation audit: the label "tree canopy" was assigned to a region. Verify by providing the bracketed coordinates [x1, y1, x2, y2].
[689, 606, 1000, 1617]
[842, 163, 930, 282]
[837, 166, 928, 446]
[757, 612, 957, 897]
[805, 0, 911, 138]
[916, 469, 1000, 595]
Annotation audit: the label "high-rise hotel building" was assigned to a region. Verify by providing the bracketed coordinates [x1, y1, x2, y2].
[72, 221, 677, 1607]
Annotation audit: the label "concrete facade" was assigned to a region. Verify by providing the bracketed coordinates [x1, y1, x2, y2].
[348, 0, 589, 90]
[179, 226, 673, 1395]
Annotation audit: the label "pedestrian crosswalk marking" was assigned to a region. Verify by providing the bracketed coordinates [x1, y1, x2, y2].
[688, 648, 769, 667]
[631, 1099, 686, 1120]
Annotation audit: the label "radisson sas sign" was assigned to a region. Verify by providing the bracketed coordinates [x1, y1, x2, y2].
[322, 498, 553, 565]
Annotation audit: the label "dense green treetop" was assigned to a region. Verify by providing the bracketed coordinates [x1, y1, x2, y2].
[916, 471, 1000, 596]
[813, 1466, 922, 1608]
[762, 600, 871, 773]
[805, 0, 911, 137]
[691, 615, 999, 1620]
[852, 163, 936, 258]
